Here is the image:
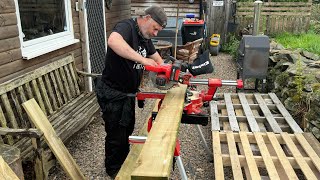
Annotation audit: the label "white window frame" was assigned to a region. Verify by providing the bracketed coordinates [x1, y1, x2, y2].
[15, 0, 79, 60]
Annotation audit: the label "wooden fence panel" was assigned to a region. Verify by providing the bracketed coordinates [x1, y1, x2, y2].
[131, 0, 201, 18]
[236, 1, 312, 34]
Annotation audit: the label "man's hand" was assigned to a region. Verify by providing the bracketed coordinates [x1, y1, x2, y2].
[141, 58, 158, 66]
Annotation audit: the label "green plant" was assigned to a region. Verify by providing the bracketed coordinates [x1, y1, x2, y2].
[221, 34, 240, 59]
[274, 32, 320, 55]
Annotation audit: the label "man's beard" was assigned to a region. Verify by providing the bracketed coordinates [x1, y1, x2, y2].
[141, 32, 151, 39]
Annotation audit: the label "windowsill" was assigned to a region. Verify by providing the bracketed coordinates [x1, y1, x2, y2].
[22, 38, 79, 60]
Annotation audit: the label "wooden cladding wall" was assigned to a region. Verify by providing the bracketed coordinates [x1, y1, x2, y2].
[236, 1, 312, 34]
[0, 0, 83, 84]
[131, 0, 201, 19]
[106, 0, 131, 37]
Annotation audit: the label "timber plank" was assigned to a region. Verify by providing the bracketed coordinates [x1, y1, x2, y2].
[16, 86, 29, 128]
[49, 71, 63, 107]
[238, 93, 260, 132]
[131, 85, 187, 179]
[58, 67, 72, 101]
[226, 131, 243, 179]
[239, 132, 260, 179]
[1, 93, 18, 129]
[254, 132, 280, 179]
[0, 56, 74, 95]
[210, 101, 220, 131]
[53, 69, 68, 103]
[22, 99, 86, 180]
[116, 100, 159, 179]
[295, 133, 320, 172]
[68, 63, 80, 96]
[9, 90, 23, 127]
[0, 13, 17, 26]
[0, 105, 14, 145]
[37, 77, 53, 114]
[212, 131, 224, 180]
[43, 74, 58, 111]
[267, 132, 298, 179]
[0, 156, 19, 180]
[254, 94, 282, 133]
[31, 80, 46, 115]
[269, 93, 302, 133]
[63, 66, 76, 98]
[281, 133, 317, 179]
[0, 25, 18, 40]
[212, 132, 320, 179]
[224, 94, 240, 131]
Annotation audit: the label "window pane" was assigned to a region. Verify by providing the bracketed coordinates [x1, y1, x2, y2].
[18, 0, 67, 41]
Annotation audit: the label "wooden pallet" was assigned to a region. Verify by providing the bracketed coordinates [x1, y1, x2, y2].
[212, 131, 320, 180]
[210, 93, 303, 133]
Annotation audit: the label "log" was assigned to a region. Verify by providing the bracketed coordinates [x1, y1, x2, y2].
[0, 144, 24, 179]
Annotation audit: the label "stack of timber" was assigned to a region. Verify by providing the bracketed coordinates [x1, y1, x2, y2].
[176, 38, 203, 63]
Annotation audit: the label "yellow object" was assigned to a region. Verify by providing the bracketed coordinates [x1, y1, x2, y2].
[210, 34, 220, 47]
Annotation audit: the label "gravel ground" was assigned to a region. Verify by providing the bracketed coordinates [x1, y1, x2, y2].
[47, 53, 237, 180]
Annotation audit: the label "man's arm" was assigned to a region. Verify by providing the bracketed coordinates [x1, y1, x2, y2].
[148, 51, 164, 65]
[108, 32, 158, 66]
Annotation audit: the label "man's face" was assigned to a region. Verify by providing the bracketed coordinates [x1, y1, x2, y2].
[140, 16, 163, 39]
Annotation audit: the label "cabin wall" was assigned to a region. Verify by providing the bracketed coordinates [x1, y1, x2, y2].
[0, 0, 82, 83]
[106, 0, 132, 37]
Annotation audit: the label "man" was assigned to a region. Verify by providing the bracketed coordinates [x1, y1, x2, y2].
[95, 5, 167, 178]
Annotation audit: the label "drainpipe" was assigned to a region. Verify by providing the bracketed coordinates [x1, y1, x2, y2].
[253, 0, 263, 36]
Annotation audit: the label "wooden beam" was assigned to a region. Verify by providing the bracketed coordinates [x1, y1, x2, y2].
[22, 98, 86, 180]
[116, 100, 159, 179]
[131, 85, 187, 179]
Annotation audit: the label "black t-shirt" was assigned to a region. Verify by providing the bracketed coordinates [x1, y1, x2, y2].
[101, 19, 156, 93]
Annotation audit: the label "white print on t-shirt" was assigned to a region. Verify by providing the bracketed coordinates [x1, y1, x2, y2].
[133, 46, 147, 70]
[136, 46, 147, 58]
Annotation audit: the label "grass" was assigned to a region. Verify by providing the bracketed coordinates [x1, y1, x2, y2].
[274, 32, 320, 55]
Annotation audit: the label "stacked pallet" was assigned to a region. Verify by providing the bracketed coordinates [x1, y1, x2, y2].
[210, 93, 320, 179]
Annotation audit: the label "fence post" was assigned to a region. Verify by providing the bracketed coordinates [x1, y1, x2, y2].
[253, 0, 263, 36]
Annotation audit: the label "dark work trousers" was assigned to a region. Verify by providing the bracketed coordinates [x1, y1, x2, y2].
[102, 99, 135, 176]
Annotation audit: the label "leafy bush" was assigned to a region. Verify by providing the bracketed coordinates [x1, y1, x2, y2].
[221, 34, 240, 59]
